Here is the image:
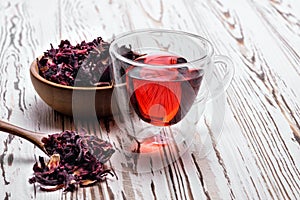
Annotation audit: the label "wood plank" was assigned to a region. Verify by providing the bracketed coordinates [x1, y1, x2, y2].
[182, 0, 300, 199]
[0, 0, 65, 199]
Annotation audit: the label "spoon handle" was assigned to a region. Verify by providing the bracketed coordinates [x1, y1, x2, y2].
[0, 120, 47, 154]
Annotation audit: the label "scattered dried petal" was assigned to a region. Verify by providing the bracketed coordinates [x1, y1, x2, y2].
[47, 154, 60, 170]
[80, 179, 97, 187]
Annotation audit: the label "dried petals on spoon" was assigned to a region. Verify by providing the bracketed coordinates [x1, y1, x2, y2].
[28, 130, 115, 192]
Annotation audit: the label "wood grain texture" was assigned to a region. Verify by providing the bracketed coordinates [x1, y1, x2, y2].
[185, 0, 300, 199]
[0, 0, 299, 199]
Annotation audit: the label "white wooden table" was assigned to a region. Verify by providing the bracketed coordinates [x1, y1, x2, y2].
[1, 0, 300, 199]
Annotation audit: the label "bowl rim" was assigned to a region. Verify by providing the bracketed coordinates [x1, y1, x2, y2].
[30, 57, 113, 91]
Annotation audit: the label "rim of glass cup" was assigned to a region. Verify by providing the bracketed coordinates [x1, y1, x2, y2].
[109, 29, 215, 69]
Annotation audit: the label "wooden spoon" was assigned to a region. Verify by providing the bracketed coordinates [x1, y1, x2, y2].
[0, 120, 48, 155]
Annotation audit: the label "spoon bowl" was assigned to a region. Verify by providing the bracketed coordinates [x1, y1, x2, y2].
[0, 120, 115, 161]
[0, 120, 115, 192]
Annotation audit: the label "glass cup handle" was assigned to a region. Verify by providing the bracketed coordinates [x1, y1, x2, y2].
[206, 55, 234, 101]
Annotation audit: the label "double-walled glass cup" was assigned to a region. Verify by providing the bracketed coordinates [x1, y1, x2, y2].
[109, 29, 234, 173]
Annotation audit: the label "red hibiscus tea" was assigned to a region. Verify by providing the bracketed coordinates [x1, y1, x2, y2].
[126, 53, 203, 126]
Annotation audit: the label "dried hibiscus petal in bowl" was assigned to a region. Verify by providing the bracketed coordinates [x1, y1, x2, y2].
[28, 130, 115, 192]
[37, 37, 111, 87]
[37, 37, 142, 87]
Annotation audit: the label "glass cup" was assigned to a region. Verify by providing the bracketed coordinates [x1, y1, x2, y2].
[109, 29, 234, 173]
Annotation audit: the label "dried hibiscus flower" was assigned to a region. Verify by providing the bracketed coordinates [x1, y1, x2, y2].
[29, 130, 115, 192]
[37, 37, 111, 87]
[37, 37, 141, 87]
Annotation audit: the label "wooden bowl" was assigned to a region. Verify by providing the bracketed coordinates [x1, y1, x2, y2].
[30, 59, 113, 118]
